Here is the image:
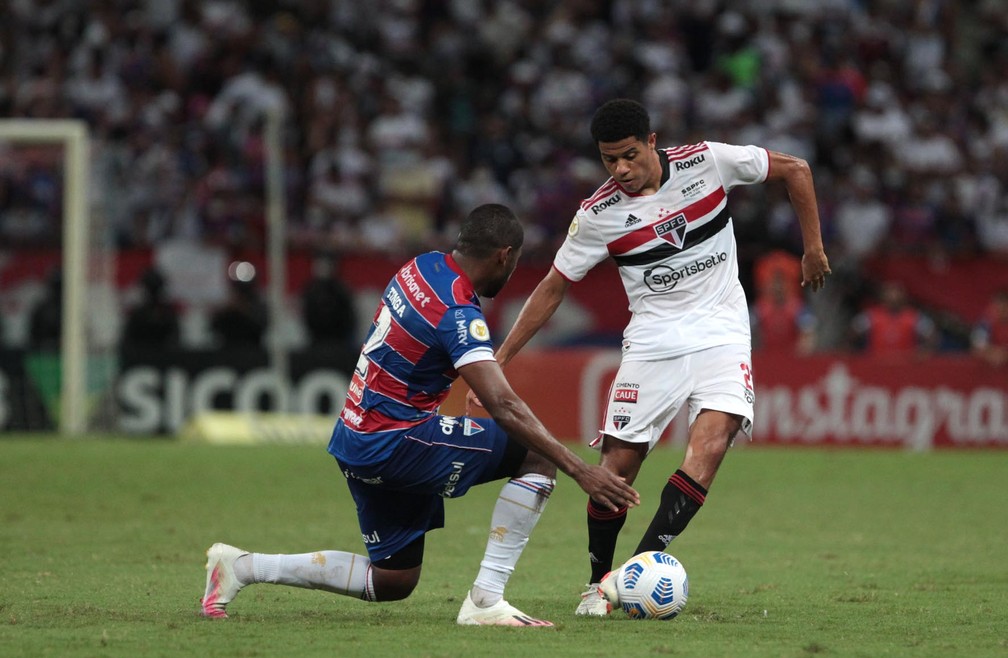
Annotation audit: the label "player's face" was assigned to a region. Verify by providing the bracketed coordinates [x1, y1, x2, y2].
[598, 133, 661, 194]
[482, 245, 521, 299]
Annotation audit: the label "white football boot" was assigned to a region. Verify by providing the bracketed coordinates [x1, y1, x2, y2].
[575, 570, 618, 616]
[457, 591, 554, 627]
[201, 543, 248, 618]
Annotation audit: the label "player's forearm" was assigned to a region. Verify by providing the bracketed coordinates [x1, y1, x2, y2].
[488, 395, 585, 477]
[783, 160, 825, 253]
[496, 302, 557, 366]
[496, 271, 568, 367]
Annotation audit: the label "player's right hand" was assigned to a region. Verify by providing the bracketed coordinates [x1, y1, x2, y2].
[575, 465, 639, 511]
[464, 388, 484, 415]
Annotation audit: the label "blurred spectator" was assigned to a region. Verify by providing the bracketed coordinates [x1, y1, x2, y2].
[204, 53, 290, 142]
[120, 267, 180, 349]
[27, 268, 62, 351]
[889, 181, 939, 254]
[832, 168, 892, 262]
[209, 263, 268, 349]
[301, 253, 358, 351]
[750, 270, 816, 355]
[892, 114, 963, 177]
[970, 289, 1008, 367]
[851, 281, 937, 357]
[753, 249, 802, 301]
[851, 83, 912, 147]
[974, 192, 1008, 256]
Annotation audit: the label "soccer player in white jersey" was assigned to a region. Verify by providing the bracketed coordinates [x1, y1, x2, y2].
[468, 99, 831, 615]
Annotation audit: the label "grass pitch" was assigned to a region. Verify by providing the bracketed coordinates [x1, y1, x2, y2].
[1, 436, 1006, 657]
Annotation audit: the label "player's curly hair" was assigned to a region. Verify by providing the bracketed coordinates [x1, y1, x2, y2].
[456, 203, 524, 258]
[590, 99, 651, 144]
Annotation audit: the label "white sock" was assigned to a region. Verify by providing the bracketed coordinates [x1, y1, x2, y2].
[470, 473, 555, 607]
[235, 551, 374, 601]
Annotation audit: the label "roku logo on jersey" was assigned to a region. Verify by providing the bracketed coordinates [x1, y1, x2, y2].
[591, 193, 622, 214]
[644, 251, 728, 292]
[674, 154, 705, 171]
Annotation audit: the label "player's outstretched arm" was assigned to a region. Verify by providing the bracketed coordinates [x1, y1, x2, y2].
[465, 268, 570, 413]
[459, 360, 639, 511]
[495, 268, 571, 367]
[765, 150, 831, 291]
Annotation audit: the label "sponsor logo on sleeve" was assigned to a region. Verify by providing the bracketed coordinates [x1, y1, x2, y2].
[455, 309, 468, 346]
[568, 216, 580, 236]
[469, 318, 490, 341]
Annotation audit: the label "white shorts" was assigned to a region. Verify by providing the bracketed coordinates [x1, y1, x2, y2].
[594, 343, 754, 452]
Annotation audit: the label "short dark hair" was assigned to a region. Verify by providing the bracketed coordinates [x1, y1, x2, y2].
[455, 203, 524, 258]
[590, 99, 651, 143]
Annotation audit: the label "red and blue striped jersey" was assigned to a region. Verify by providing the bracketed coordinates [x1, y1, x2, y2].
[328, 252, 495, 465]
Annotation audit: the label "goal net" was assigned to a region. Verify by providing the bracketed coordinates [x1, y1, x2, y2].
[0, 119, 118, 435]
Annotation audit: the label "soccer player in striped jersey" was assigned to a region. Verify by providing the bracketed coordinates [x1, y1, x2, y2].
[469, 99, 831, 615]
[201, 203, 638, 626]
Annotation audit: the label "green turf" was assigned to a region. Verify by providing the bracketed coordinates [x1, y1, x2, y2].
[1, 436, 1006, 657]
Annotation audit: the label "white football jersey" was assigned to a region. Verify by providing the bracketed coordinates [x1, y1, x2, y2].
[554, 141, 769, 361]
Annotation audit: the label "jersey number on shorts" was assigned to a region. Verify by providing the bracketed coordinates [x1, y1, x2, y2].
[740, 362, 754, 392]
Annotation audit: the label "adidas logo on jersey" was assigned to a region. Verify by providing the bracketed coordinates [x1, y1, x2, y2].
[625, 214, 641, 227]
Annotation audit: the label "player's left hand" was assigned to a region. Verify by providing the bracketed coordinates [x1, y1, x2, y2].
[800, 249, 831, 292]
[573, 464, 639, 510]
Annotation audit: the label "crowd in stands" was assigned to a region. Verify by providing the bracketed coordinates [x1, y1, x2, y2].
[2, 0, 1008, 356]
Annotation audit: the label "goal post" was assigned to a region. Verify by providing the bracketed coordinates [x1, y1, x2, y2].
[264, 108, 289, 400]
[0, 119, 90, 435]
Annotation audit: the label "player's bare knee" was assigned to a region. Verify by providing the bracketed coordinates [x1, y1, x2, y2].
[692, 413, 740, 451]
[371, 568, 420, 601]
[600, 438, 647, 481]
[517, 450, 556, 479]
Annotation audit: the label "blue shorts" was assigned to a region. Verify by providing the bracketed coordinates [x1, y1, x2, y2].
[334, 415, 520, 563]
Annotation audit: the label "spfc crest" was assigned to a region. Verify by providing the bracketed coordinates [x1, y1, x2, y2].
[612, 414, 631, 430]
[654, 212, 687, 248]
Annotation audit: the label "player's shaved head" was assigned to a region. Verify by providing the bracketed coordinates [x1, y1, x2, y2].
[591, 99, 651, 144]
[456, 203, 524, 259]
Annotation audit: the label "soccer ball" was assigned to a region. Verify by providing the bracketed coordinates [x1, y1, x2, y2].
[601, 551, 688, 620]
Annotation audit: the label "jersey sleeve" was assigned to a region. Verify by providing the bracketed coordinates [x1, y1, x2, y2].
[552, 210, 610, 282]
[707, 141, 770, 191]
[437, 304, 496, 369]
